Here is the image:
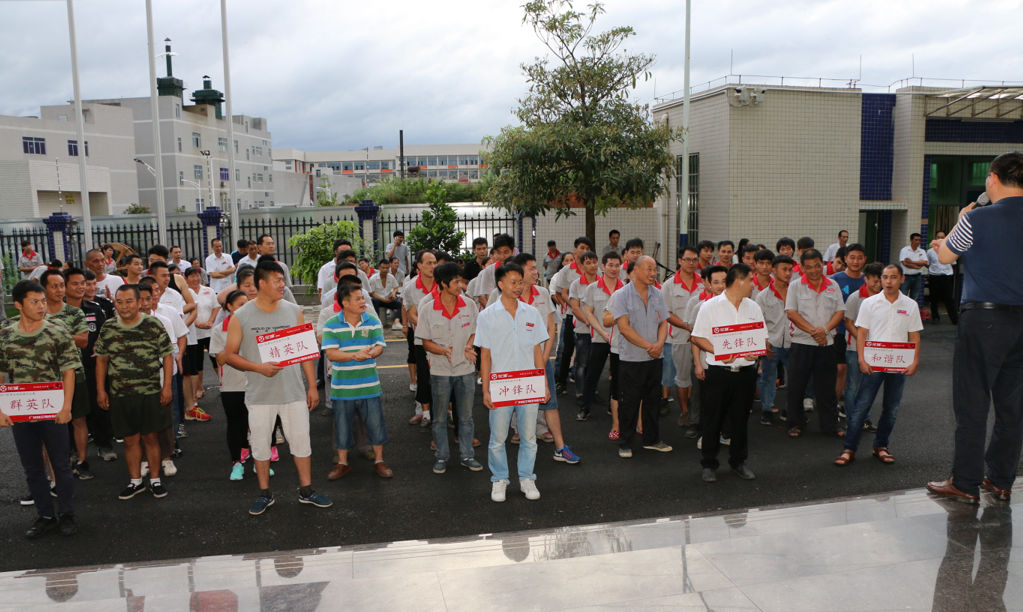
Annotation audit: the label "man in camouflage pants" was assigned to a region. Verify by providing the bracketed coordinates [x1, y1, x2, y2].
[0, 280, 81, 539]
[95, 284, 174, 501]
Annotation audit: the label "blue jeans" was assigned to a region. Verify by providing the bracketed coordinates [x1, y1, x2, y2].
[758, 346, 790, 412]
[844, 371, 906, 452]
[843, 350, 863, 414]
[333, 396, 389, 449]
[573, 332, 591, 396]
[661, 348, 677, 388]
[488, 402, 538, 483]
[901, 274, 924, 300]
[554, 316, 574, 385]
[431, 373, 476, 462]
[540, 360, 558, 411]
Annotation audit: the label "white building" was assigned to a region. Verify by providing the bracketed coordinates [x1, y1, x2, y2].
[0, 102, 138, 218]
[273, 143, 490, 186]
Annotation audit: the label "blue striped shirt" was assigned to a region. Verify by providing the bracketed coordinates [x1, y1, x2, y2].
[321, 311, 386, 400]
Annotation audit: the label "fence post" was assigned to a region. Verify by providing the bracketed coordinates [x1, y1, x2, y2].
[43, 211, 76, 264]
[197, 206, 224, 260]
[355, 199, 381, 253]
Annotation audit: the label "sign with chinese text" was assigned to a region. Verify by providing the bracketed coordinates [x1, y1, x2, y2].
[489, 369, 547, 407]
[256, 323, 319, 367]
[0, 382, 64, 422]
[710, 322, 767, 361]
[863, 341, 916, 372]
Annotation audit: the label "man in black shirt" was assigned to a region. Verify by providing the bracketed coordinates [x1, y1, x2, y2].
[69, 268, 116, 462]
[463, 237, 489, 282]
[83, 270, 115, 321]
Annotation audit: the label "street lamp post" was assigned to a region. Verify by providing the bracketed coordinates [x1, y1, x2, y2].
[66, 0, 93, 252]
[677, 0, 692, 248]
[219, 0, 239, 243]
[145, 0, 168, 245]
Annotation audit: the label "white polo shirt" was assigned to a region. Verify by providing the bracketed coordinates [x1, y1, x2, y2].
[569, 275, 599, 334]
[95, 274, 125, 301]
[583, 276, 623, 344]
[474, 299, 548, 374]
[474, 261, 501, 298]
[664, 271, 702, 344]
[205, 252, 235, 293]
[899, 246, 928, 276]
[691, 293, 766, 369]
[317, 260, 337, 294]
[785, 275, 844, 347]
[368, 273, 399, 300]
[854, 291, 923, 343]
[415, 295, 478, 377]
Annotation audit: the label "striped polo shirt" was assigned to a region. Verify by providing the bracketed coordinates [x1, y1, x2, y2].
[321, 311, 387, 400]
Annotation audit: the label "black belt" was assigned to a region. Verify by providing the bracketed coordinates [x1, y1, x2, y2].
[960, 302, 1023, 313]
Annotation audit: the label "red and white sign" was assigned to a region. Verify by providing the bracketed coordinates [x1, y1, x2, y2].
[0, 382, 64, 422]
[256, 323, 319, 367]
[711, 322, 767, 361]
[489, 368, 547, 407]
[863, 341, 916, 372]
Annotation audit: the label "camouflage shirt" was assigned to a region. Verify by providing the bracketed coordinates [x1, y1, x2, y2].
[94, 314, 174, 396]
[4, 304, 88, 381]
[0, 319, 82, 385]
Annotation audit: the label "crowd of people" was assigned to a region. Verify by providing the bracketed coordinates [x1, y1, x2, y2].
[0, 204, 980, 538]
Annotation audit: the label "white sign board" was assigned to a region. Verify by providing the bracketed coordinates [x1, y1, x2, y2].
[710, 322, 767, 361]
[256, 323, 320, 367]
[862, 341, 916, 373]
[490, 368, 548, 407]
[0, 382, 64, 422]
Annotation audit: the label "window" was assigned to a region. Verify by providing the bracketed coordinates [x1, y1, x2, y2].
[257, 173, 263, 183]
[368, 161, 381, 170]
[262, 139, 267, 145]
[427, 156, 437, 166]
[68, 140, 79, 156]
[22, 137, 46, 155]
[177, 137, 182, 152]
[469, 169, 479, 180]
[192, 133, 201, 148]
[269, 173, 273, 183]
[381, 160, 390, 170]
[234, 140, 239, 154]
[285, 161, 292, 169]
[327, 162, 341, 171]
[175, 104, 180, 118]
[459, 156, 469, 165]
[196, 197, 205, 209]
[235, 169, 240, 182]
[246, 149, 250, 161]
[220, 167, 229, 181]
[218, 137, 228, 152]
[245, 120, 249, 132]
[194, 165, 202, 180]
[676, 154, 699, 244]
[458, 170, 469, 181]
[354, 162, 364, 171]
[428, 170, 438, 178]
[468, 155, 479, 165]
[343, 162, 352, 171]
[179, 171, 184, 185]
[318, 163, 326, 168]
[247, 176, 251, 188]
[436, 156, 447, 166]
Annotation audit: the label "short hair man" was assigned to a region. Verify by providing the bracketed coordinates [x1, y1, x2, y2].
[474, 233, 515, 308]
[831, 243, 868, 413]
[623, 238, 644, 265]
[0, 280, 81, 538]
[402, 250, 439, 428]
[231, 238, 249, 265]
[386, 230, 411, 276]
[841, 262, 883, 432]
[255, 235, 293, 288]
[542, 240, 561, 282]
[225, 261, 330, 515]
[716, 241, 735, 269]
[926, 231, 957, 325]
[775, 238, 796, 258]
[835, 263, 922, 467]
[169, 246, 190, 272]
[205, 238, 236, 294]
[823, 230, 849, 262]
[755, 255, 794, 426]
[95, 284, 175, 501]
[750, 249, 775, 301]
[665, 246, 703, 427]
[602, 230, 621, 256]
[899, 233, 928, 300]
[369, 257, 401, 327]
[567, 251, 600, 411]
[464, 237, 490, 282]
[579, 250, 625, 422]
[553, 237, 593, 394]
[475, 262, 550, 502]
[685, 265, 727, 440]
[691, 263, 765, 482]
[18, 241, 44, 279]
[696, 241, 716, 269]
[85, 248, 125, 301]
[784, 248, 846, 438]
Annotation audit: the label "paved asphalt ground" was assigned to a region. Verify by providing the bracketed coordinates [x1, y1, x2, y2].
[0, 318, 976, 572]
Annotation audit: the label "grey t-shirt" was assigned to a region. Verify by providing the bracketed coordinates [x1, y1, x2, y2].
[233, 299, 306, 405]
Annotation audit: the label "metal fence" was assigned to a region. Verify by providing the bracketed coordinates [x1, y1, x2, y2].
[378, 210, 518, 256]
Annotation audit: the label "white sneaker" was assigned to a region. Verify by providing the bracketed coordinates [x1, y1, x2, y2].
[520, 479, 540, 500]
[275, 427, 285, 445]
[414, 401, 423, 414]
[410, 383, 418, 392]
[477, 377, 482, 385]
[392, 321, 402, 330]
[719, 437, 731, 446]
[696, 437, 702, 450]
[803, 398, 815, 411]
[162, 459, 178, 477]
[618, 447, 633, 458]
[140, 461, 150, 477]
[491, 479, 509, 502]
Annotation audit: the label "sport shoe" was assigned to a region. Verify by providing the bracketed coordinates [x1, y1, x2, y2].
[185, 408, 211, 421]
[408, 413, 424, 425]
[20, 493, 34, 506]
[803, 398, 815, 411]
[230, 463, 244, 481]
[161, 459, 177, 477]
[26, 516, 59, 540]
[491, 479, 509, 502]
[177, 423, 188, 439]
[520, 478, 541, 500]
[118, 482, 147, 500]
[410, 383, 418, 392]
[702, 468, 717, 483]
[553, 446, 580, 464]
[270, 446, 280, 462]
[696, 436, 702, 450]
[618, 447, 633, 458]
[556, 384, 567, 397]
[74, 460, 94, 480]
[275, 428, 286, 445]
[298, 490, 332, 508]
[460, 458, 483, 471]
[433, 460, 447, 474]
[97, 446, 117, 462]
[419, 417, 432, 432]
[576, 409, 589, 421]
[864, 419, 877, 433]
[720, 437, 731, 446]
[140, 461, 150, 477]
[249, 494, 275, 515]
[252, 464, 275, 477]
[760, 412, 774, 426]
[685, 426, 699, 439]
[240, 448, 251, 463]
[643, 441, 673, 453]
[151, 481, 168, 498]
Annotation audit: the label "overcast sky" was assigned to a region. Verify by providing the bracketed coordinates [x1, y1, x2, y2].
[1, 0, 1020, 154]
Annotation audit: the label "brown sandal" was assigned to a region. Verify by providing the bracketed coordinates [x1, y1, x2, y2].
[788, 426, 803, 438]
[873, 448, 895, 464]
[834, 450, 855, 467]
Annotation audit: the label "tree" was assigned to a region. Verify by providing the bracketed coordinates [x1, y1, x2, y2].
[288, 220, 367, 288]
[484, 0, 681, 243]
[407, 184, 466, 257]
[125, 203, 151, 214]
[316, 177, 342, 207]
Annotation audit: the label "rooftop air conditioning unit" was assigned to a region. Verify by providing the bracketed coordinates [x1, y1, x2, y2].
[728, 86, 766, 107]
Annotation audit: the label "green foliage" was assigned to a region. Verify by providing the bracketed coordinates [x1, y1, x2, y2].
[287, 220, 368, 288]
[172, 206, 188, 213]
[484, 0, 682, 241]
[125, 203, 151, 214]
[406, 184, 466, 257]
[343, 177, 492, 205]
[2, 255, 17, 295]
[316, 177, 343, 207]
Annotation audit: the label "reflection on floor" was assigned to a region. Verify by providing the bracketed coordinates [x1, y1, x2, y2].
[1, 484, 1019, 611]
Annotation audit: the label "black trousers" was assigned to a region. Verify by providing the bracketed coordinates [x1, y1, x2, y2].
[580, 342, 611, 411]
[787, 343, 841, 432]
[700, 366, 757, 469]
[929, 275, 958, 324]
[221, 391, 250, 462]
[618, 359, 662, 447]
[556, 315, 576, 385]
[13, 421, 75, 518]
[84, 366, 113, 447]
[951, 309, 1023, 496]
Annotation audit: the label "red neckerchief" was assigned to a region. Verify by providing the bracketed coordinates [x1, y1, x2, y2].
[431, 285, 441, 302]
[105, 258, 114, 266]
[753, 274, 772, 291]
[548, 249, 560, 258]
[793, 262, 803, 276]
[579, 273, 597, 286]
[699, 290, 712, 301]
[333, 300, 342, 312]
[24, 250, 37, 259]
[802, 274, 833, 294]
[221, 314, 232, 331]
[597, 276, 623, 295]
[769, 280, 785, 302]
[569, 260, 580, 273]
[826, 262, 835, 276]
[654, 281, 662, 290]
[858, 284, 870, 298]
[368, 267, 376, 276]
[433, 294, 465, 319]
[415, 275, 436, 295]
[672, 270, 700, 293]
[519, 285, 540, 305]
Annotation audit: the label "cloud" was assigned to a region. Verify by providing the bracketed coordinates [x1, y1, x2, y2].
[1, 0, 1020, 154]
